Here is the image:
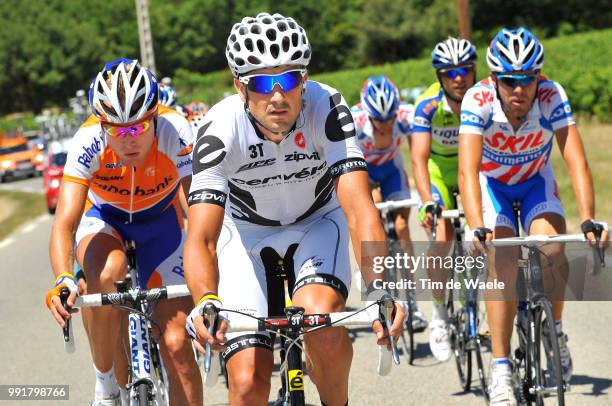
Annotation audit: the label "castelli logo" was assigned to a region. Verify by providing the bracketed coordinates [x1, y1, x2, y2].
[295, 132, 306, 149]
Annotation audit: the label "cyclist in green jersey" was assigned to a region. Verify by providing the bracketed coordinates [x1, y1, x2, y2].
[411, 37, 478, 362]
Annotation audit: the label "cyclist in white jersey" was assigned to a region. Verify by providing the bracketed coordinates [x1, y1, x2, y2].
[458, 27, 609, 405]
[184, 13, 404, 406]
[351, 75, 428, 332]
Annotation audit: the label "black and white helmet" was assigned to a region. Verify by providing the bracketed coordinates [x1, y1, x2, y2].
[226, 13, 311, 77]
[431, 37, 477, 69]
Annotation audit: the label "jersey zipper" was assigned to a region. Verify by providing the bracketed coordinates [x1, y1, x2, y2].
[129, 166, 135, 223]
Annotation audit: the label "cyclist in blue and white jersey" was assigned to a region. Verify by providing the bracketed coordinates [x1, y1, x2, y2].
[458, 27, 609, 405]
[351, 75, 428, 331]
[184, 13, 405, 406]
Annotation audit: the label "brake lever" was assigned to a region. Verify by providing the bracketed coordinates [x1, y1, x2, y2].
[594, 224, 606, 267]
[379, 297, 400, 366]
[59, 287, 75, 353]
[201, 303, 219, 373]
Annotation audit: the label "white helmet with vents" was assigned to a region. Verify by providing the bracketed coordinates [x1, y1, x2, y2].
[431, 37, 477, 69]
[89, 58, 158, 124]
[226, 13, 311, 77]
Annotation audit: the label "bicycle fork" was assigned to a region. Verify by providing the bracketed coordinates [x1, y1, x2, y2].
[129, 311, 157, 404]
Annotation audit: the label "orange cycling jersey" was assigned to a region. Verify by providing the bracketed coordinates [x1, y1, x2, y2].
[63, 105, 194, 222]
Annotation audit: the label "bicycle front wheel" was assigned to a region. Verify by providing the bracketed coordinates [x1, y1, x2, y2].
[136, 382, 150, 406]
[450, 308, 472, 391]
[532, 297, 565, 406]
[399, 300, 415, 364]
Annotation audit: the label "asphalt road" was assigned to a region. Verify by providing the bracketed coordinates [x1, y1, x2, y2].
[0, 176, 611, 405]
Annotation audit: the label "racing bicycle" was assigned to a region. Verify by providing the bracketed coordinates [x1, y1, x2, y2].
[59, 240, 191, 406]
[375, 197, 426, 364]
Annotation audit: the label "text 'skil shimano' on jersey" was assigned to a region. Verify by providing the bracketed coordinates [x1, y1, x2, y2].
[62, 105, 194, 222]
[351, 102, 413, 165]
[460, 77, 574, 185]
[189, 80, 367, 226]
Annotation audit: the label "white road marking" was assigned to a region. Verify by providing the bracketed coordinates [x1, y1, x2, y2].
[21, 222, 37, 234]
[0, 237, 15, 249]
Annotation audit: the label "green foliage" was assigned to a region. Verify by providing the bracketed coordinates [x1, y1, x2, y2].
[0, 1, 610, 115]
[176, 29, 612, 122]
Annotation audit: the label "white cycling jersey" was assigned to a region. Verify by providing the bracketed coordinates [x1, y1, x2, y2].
[459, 76, 574, 185]
[351, 102, 413, 165]
[189, 80, 367, 226]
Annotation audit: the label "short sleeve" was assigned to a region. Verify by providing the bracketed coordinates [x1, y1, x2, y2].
[538, 81, 575, 131]
[315, 90, 367, 178]
[62, 124, 103, 186]
[459, 85, 493, 135]
[188, 115, 231, 208]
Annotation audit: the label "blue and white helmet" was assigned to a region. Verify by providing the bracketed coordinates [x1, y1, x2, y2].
[360, 75, 399, 121]
[159, 83, 177, 108]
[89, 58, 158, 124]
[486, 27, 544, 73]
[432, 37, 477, 69]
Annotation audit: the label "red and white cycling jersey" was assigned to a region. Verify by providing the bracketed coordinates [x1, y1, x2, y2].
[459, 77, 574, 185]
[63, 105, 194, 222]
[351, 102, 413, 165]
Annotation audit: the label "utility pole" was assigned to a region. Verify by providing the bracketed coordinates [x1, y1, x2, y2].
[135, 0, 156, 72]
[457, 0, 472, 40]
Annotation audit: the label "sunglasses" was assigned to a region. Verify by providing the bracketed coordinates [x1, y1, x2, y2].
[239, 69, 305, 94]
[438, 65, 474, 79]
[496, 73, 539, 88]
[103, 118, 152, 138]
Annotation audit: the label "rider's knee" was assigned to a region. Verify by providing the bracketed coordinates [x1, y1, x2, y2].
[162, 327, 192, 365]
[229, 366, 271, 401]
[305, 326, 349, 356]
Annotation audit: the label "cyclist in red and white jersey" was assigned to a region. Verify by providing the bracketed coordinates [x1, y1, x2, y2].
[45, 59, 201, 405]
[184, 13, 405, 406]
[351, 75, 428, 332]
[458, 28, 608, 405]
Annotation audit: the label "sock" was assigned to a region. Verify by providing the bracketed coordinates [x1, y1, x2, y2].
[555, 319, 563, 334]
[431, 301, 447, 322]
[94, 364, 119, 399]
[492, 357, 511, 375]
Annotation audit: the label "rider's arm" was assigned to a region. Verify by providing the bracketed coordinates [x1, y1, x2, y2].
[411, 132, 434, 202]
[555, 124, 595, 221]
[184, 202, 224, 305]
[458, 133, 485, 229]
[49, 180, 88, 278]
[179, 176, 192, 224]
[335, 170, 386, 287]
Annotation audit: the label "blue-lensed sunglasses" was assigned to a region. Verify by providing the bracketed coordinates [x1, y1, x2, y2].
[438, 65, 474, 79]
[496, 73, 539, 88]
[239, 69, 306, 94]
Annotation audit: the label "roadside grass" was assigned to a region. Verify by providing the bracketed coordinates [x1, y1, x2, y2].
[401, 120, 612, 233]
[0, 190, 46, 241]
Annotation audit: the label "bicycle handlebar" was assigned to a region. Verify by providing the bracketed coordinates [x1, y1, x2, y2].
[200, 299, 397, 377]
[74, 284, 191, 308]
[375, 198, 419, 214]
[489, 234, 587, 247]
[441, 209, 464, 219]
[60, 284, 191, 353]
